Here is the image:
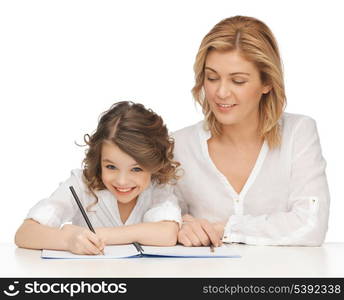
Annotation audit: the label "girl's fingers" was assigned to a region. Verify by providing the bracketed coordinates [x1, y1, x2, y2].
[77, 232, 103, 255]
[99, 239, 105, 251]
[87, 232, 104, 250]
[84, 240, 103, 255]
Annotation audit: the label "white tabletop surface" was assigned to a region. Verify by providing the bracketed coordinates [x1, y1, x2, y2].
[1, 243, 343, 278]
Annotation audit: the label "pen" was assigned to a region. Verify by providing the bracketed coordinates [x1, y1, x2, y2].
[69, 186, 105, 255]
[210, 244, 215, 253]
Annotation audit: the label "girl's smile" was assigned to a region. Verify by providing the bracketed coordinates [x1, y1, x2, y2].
[113, 185, 137, 195]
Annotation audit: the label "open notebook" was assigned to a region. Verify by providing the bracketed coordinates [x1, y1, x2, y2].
[41, 244, 240, 259]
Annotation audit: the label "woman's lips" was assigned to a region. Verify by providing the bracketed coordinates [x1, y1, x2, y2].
[216, 103, 237, 112]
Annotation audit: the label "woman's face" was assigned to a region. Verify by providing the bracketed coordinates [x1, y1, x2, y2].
[101, 141, 151, 204]
[203, 50, 271, 128]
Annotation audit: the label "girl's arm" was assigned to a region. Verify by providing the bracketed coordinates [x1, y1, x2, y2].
[96, 221, 179, 246]
[15, 219, 104, 254]
[15, 219, 68, 250]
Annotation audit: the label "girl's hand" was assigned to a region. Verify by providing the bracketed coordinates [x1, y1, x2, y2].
[61, 224, 105, 255]
[177, 214, 223, 247]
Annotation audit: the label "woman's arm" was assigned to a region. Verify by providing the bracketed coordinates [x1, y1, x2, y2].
[96, 221, 179, 246]
[15, 219, 104, 254]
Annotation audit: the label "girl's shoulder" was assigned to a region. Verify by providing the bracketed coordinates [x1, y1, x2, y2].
[63, 168, 90, 195]
[69, 168, 86, 184]
[68, 169, 115, 206]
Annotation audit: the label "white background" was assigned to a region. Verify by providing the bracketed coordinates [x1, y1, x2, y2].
[0, 0, 343, 244]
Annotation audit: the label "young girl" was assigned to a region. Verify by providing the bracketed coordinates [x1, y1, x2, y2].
[15, 101, 181, 255]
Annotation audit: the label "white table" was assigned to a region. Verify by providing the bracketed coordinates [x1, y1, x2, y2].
[1, 243, 343, 277]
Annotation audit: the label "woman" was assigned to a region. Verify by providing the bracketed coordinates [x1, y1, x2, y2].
[161, 16, 330, 246]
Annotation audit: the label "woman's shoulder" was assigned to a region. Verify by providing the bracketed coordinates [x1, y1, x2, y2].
[172, 120, 204, 141]
[282, 112, 315, 123]
[281, 112, 316, 132]
[281, 112, 318, 143]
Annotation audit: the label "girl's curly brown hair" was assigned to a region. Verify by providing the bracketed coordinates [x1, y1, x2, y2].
[82, 101, 180, 206]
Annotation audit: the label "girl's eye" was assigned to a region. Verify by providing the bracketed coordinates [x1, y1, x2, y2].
[106, 165, 117, 170]
[131, 167, 143, 172]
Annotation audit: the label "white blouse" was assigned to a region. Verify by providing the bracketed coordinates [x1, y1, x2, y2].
[26, 169, 181, 228]
[151, 113, 330, 246]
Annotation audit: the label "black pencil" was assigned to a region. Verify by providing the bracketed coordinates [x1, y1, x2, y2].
[133, 241, 144, 253]
[69, 185, 104, 255]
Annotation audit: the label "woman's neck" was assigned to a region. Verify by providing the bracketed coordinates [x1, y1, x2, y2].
[217, 118, 262, 147]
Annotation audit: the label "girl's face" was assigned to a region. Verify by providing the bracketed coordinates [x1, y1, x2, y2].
[203, 50, 271, 128]
[101, 141, 151, 204]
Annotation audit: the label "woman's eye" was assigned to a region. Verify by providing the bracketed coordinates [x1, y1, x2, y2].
[106, 165, 116, 170]
[207, 77, 218, 81]
[132, 167, 143, 172]
[233, 80, 246, 85]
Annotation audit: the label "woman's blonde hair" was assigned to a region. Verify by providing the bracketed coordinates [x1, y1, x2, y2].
[192, 16, 286, 148]
[82, 101, 180, 210]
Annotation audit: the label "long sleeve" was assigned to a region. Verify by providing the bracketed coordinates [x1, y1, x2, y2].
[223, 117, 330, 246]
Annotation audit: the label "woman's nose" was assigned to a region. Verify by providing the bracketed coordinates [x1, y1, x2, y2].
[216, 81, 231, 99]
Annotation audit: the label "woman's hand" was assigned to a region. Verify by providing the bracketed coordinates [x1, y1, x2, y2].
[61, 224, 105, 255]
[177, 214, 224, 247]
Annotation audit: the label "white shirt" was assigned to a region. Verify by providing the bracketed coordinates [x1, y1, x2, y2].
[26, 169, 181, 228]
[152, 113, 330, 246]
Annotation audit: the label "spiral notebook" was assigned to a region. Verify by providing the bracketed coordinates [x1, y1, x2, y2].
[41, 244, 240, 259]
